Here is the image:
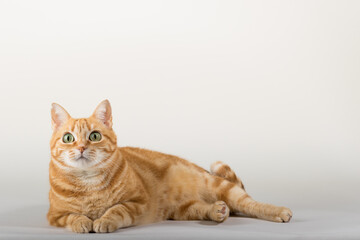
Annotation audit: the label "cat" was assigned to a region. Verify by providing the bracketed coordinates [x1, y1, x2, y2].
[47, 100, 292, 233]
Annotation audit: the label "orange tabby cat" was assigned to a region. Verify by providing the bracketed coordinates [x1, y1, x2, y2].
[48, 100, 292, 233]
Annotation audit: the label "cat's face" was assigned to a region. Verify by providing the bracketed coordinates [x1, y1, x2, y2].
[50, 100, 117, 169]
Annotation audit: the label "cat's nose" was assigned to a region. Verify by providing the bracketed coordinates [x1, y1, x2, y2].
[78, 146, 86, 153]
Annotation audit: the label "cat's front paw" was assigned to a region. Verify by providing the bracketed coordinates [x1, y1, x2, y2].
[274, 207, 293, 223]
[71, 216, 93, 233]
[93, 218, 118, 233]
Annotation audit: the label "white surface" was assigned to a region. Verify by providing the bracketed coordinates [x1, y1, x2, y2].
[0, 205, 359, 240]
[0, 0, 359, 212]
[0, 1, 359, 238]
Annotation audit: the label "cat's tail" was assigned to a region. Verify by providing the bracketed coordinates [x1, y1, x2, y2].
[210, 161, 245, 190]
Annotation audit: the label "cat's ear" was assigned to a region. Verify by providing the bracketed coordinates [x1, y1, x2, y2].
[51, 103, 71, 130]
[92, 100, 112, 128]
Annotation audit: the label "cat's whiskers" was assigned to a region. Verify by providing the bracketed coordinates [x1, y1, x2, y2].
[52, 157, 72, 171]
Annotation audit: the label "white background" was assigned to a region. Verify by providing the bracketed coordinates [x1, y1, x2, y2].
[0, 0, 359, 214]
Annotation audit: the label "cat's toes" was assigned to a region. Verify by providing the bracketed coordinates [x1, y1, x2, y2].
[93, 218, 118, 233]
[274, 207, 293, 223]
[71, 217, 93, 233]
[211, 201, 230, 222]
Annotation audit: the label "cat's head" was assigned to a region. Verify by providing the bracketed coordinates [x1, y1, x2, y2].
[50, 100, 117, 169]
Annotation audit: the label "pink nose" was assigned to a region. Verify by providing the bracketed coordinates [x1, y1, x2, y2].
[78, 146, 86, 153]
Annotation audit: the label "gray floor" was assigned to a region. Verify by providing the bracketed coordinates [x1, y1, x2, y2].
[0, 205, 359, 240]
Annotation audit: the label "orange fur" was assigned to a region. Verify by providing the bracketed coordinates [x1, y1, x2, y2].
[48, 100, 292, 233]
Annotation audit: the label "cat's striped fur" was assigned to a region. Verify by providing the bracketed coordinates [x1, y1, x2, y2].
[48, 100, 292, 233]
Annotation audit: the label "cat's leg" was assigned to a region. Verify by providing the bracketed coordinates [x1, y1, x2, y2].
[93, 201, 146, 233]
[210, 161, 245, 190]
[212, 176, 292, 222]
[170, 200, 230, 222]
[47, 212, 93, 233]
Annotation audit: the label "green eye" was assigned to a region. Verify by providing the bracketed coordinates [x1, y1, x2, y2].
[89, 131, 102, 142]
[63, 133, 74, 143]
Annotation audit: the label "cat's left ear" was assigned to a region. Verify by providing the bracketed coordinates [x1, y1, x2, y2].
[92, 99, 112, 128]
[51, 103, 71, 130]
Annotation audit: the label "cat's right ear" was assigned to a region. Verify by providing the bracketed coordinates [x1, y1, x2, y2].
[51, 103, 70, 130]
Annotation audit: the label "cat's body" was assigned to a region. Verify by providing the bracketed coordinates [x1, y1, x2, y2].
[48, 100, 292, 233]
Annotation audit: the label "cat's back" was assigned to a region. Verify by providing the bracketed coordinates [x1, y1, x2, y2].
[118, 146, 208, 184]
[118, 146, 178, 178]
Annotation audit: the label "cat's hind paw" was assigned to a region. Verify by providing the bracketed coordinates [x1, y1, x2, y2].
[274, 207, 293, 223]
[211, 201, 230, 222]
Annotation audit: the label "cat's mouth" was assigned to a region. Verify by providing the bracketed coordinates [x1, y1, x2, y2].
[76, 156, 89, 161]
